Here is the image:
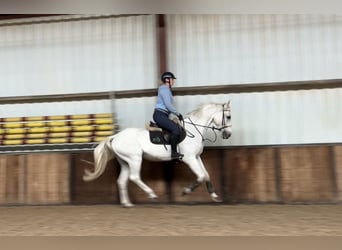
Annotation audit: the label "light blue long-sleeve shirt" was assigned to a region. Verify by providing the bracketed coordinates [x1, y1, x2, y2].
[155, 84, 180, 116]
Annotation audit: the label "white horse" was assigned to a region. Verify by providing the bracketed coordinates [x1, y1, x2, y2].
[83, 101, 232, 207]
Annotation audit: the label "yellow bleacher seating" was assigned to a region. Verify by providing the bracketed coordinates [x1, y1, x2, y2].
[0, 113, 116, 145]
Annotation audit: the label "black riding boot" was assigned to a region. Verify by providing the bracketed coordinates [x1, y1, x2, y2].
[170, 134, 184, 160]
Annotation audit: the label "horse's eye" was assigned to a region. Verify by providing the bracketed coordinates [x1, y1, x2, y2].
[227, 116, 231, 120]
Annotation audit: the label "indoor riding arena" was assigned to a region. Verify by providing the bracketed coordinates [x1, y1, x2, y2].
[0, 14, 342, 236]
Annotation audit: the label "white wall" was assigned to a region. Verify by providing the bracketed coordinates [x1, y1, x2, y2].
[167, 14, 342, 86]
[175, 88, 342, 146]
[0, 15, 157, 97]
[164, 14, 342, 146]
[0, 14, 158, 128]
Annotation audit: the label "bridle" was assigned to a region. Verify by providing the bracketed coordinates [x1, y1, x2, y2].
[183, 104, 232, 142]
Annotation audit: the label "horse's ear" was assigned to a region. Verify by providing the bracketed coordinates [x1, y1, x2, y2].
[227, 100, 231, 106]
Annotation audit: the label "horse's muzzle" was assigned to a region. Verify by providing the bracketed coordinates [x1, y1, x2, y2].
[222, 130, 231, 139]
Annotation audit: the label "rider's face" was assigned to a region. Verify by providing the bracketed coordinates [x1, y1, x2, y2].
[166, 78, 175, 88]
[169, 79, 175, 87]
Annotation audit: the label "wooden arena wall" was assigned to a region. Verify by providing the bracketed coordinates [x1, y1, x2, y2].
[0, 144, 341, 205]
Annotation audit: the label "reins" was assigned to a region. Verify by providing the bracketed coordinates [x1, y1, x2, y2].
[183, 117, 217, 142]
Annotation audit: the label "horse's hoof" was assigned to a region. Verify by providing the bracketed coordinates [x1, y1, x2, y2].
[211, 193, 222, 202]
[149, 196, 158, 203]
[148, 193, 158, 199]
[182, 187, 191, 196]
[212, 197, 223, 202]
[150, 197, 159, 204]
[122, 202, 134, 208]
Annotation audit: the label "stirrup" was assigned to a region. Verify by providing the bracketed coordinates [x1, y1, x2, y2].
[171, 152, 184, 160]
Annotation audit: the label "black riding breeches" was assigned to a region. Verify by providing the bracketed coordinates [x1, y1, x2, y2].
[153, 110, 181, 136]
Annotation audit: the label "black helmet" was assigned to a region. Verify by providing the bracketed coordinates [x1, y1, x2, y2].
[161, 71, 176, 82]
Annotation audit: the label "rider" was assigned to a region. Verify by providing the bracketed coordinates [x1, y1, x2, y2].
[153, 71, 184, 160]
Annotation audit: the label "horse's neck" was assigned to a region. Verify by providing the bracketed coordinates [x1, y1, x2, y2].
[186, 109, 213, 135]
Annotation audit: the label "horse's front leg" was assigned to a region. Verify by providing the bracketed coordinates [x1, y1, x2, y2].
[205, 180, 222, 202]
[181, 156, 208, 196]
[197, 157, 222, 202]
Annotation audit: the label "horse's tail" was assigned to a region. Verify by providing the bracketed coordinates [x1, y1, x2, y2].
[83, 136, 115, 182]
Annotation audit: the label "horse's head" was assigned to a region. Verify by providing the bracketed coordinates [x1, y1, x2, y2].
[186, 101, 232, 141]
[211, 100, 232, 139]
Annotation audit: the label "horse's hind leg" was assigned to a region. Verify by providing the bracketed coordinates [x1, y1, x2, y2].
[128, 157, 158, 200]
[117, 158, 134, 207]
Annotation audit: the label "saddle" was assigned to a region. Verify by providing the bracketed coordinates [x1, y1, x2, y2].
[147, 121, 186, 145]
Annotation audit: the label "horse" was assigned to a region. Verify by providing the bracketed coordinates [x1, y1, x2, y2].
[83, 101, 232, 207]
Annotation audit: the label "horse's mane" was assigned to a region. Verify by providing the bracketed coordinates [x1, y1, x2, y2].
[187, 102, 221, 119]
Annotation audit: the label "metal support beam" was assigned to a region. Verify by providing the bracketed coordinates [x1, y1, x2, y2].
[1, 79, 342, 105]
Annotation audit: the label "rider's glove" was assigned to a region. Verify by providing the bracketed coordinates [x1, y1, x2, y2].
[177, 114, 183, 121]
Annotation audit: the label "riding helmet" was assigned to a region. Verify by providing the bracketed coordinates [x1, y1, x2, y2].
[161, 72, 176, 82]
